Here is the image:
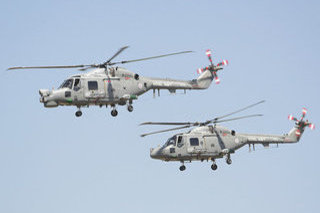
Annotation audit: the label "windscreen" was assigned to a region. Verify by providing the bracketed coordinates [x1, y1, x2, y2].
[164, 135, 177, 147]
[59, 79, 73, 89]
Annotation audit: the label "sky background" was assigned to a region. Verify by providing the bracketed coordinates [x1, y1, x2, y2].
[1, 0, 319, 212]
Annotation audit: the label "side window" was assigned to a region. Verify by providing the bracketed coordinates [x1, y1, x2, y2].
[65, 91, 71, 97]
[74, 79, 81, 91]
[88, 81, 98, 90]
[177, 136, 184, 148]
[190, 138, 199, 146]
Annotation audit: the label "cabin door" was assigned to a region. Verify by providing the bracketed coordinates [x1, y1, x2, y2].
[187, 136, 205, 154]
[84, 79, 106, 99]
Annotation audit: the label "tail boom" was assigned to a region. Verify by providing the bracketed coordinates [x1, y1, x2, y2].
[145, 70, 214, 91]
[242, 126, 305, 146]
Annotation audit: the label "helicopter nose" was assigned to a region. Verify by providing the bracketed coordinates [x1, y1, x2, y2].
[39, 89, 58, 107]
[39, 89, 50, 100]
[150, 147, 162, 159]
[39, 89, 50, 103]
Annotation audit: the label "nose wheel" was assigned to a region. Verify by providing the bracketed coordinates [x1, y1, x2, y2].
[75, 109, 82, 117]
[179, 161, 186, 171]
[179, 165, 186, 171]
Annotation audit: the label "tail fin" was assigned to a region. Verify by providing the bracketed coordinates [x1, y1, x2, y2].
[195, 70, 214, 89]
[285, 126, 305, 143]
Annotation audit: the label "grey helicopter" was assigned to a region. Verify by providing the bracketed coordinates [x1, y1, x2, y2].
[140, 101, 315, 171]
[8, 47, 228, 117]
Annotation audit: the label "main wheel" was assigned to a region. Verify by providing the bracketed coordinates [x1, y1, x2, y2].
[111, 109, 118, 117]
[211, 164, 218, 170]
[75, 111, 82, 117]
[179, 165, 186, 171]
[127, 105, 133, 112]
[226, 158, 232, 165]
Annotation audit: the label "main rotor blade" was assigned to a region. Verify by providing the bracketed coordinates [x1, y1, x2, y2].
[7, 64, 96, 70]
[140, 125, 191, 137]
[140, 121, 198, 126]
[214, 114, 263, 124]
[104, 46, 129, 65]
[214, 100, 265, 121]
[110, 50, 193, 65]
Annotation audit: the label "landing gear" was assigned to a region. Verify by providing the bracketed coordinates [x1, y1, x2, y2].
[211, 159, 218, 170]
[111, 109, 118, 117]
[127, 100, 134, 112]
[179, 161, 186, 171]
[127, 105, 133, 112]
[179, 165, 186, 171]
[226, 154, 232, 165]
[75, 107, 82, 117]
[226, 158, 232, 165]
[211, 164, 218, 170]
[75, 111, 82, 117]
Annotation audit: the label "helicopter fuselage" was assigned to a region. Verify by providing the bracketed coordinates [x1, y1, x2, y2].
[40, 68, 150, 107]
[150, 125, 300, 163]
[150, 126, 245, 162]
[38, 67, 214, 116]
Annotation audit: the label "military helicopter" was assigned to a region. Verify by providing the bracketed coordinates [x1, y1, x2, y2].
[8, 46, 228, 117]
[140, 101, 315, 171]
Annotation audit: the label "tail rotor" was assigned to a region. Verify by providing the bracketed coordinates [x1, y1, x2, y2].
[288, 107, 315, 136]
[197, 49, 228, 84]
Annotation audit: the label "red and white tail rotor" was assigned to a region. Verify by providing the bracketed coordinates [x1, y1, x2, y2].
[288, 107, 315, 135]
[206, 49, 212, 57]
[196, 49, 228, 84]
[214, 76, 220, 84]
[216, 60, 229, 67]
[288, 114, 297, 121]
[302, 107, 307, 117]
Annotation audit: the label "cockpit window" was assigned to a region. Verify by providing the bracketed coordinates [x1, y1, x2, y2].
[59, 79, 73, 89]
[165, 136, 176, 147]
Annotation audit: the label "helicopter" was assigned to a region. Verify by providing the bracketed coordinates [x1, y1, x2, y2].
[8, 46, 228, 117]
[140, 101, 315, 171]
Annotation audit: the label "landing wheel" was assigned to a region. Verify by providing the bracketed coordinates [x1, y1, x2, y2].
[211, 164, 218, 170]
[226, 158, 232, 165]
[111, 109, 118, 117]
[75, 110, 82, 117]
[179, 165, 186, 171]
[127, 105, 133, 112]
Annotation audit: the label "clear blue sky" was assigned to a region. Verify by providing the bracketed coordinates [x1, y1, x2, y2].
[1, 0, 319, 212]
